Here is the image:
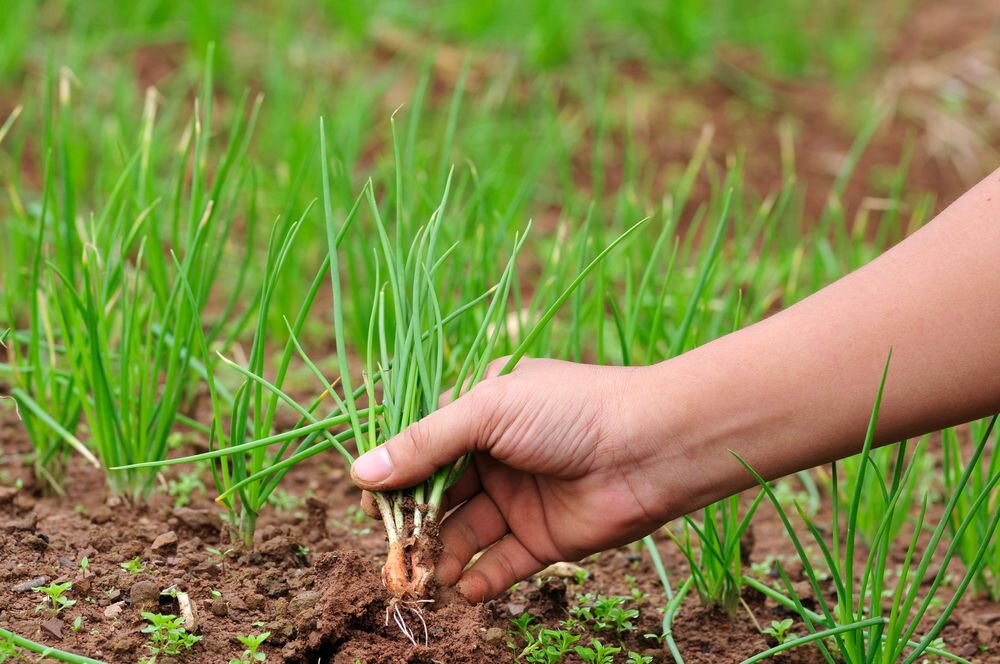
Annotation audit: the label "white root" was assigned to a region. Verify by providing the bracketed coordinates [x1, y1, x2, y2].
[385, 599, 434, 647]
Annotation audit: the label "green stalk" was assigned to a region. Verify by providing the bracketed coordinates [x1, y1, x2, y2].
[0, 627, 104, 664]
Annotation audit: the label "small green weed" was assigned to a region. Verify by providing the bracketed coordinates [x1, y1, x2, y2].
[573, 638, 620, 664]
[120, 557, 145, 574]
[167, 473, 206, 508]
[229, 632, 270, 664]
[139, 612, 202, 663]
[32, 581, 75, 615]
[0, 634, 18, 662]
[762, 618, 795, 645]
[570, 594, 638, 637]
[207, 546, 236, 570]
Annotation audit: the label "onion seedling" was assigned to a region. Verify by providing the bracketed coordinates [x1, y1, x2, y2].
[2, 156, 95, 494]
[172, 201, 368, 546]
[941, 417, 1000, 601]
[668, 492, 763, 616]
[736, 355, 1000, 664]
[38, 65, 258, 501]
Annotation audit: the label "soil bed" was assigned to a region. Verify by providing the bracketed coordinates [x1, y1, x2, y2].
[2, 412, 999, 662]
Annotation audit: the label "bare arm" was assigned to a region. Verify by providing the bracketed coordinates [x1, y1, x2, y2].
[646, 166, 1000, 517]
[352, 167, 1000, 601]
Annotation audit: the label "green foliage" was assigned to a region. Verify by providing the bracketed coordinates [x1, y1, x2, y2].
[942, 418, 1000, 601]
[32, 581, 75, 615]
[0, 626, 103, 664]
[669, 491, 762, 615]
[167, 473, 206, 508]
[0, 634, 17, 663]
[510, 603, 653, 664]
[739, 360, 1000, 664]
[229, 631, 270, 664]
[139, 612, 203, 662]
[835, 440, 929, 546]
[570, 594, 639, 637]
[763, 618, 795, 645]
[206, 547, 236, 570]
[512, 618, 580, 664]
[574, 638, 621, 664]
[119, 557, 145, 574]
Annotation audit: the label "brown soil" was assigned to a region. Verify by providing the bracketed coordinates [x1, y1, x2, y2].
[3, 411, 999, 663]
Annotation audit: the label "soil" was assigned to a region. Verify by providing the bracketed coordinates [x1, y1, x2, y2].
[3, 411, 999, 663]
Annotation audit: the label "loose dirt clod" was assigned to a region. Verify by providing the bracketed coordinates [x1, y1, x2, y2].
[281, 551, 505, 663]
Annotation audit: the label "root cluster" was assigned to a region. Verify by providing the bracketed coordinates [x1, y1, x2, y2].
[381, 530, 440, 646]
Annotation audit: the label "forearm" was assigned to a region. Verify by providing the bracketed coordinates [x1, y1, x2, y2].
[639, 167, 1000, 521]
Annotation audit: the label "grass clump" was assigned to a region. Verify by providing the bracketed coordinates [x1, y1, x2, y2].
[668, 491, 762, 615]
[739, 357, 1000, 664]
[942, 417, 1000, 601]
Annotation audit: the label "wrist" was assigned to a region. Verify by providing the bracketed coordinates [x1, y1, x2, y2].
[623, 349, 759, 523]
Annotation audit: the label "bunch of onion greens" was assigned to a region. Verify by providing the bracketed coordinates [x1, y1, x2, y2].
[313, 120, 645, 640]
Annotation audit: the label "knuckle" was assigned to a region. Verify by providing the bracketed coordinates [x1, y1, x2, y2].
[491, 546, 519, 589]
[485, 355, 512, 378]
[402, 418, 434, 456]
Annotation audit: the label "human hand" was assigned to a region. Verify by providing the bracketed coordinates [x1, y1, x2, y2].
[350, 357, 672, 603]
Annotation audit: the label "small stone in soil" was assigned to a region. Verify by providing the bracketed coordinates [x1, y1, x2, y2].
[209, 598, 228, 617]
[2, 514, 37, 532]
[129, 580, 161, 607]
[150, 530, 178, 553]
[90, 506, 112, 524]
[287, 590, 321, 617]
[537, 561, 586, 579]
[257, 569, 289, 597]
[13, 577, 48, 592]
[0, 486, 18, 504]
[172, 507, 222, 534]
[41, 617, 64, 639]
[104, 602, 125, 620]
[111, 637, 133, 653]
[506, 602, 527, 616]
[192, 560, 220, 576]
[483, 627, 505, 643]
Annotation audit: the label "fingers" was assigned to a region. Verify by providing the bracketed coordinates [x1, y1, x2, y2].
[436, 492, 509, 585]
[484, 355, 512, 380]
[360, 491, 380, 519]
[457, 534, 546, 603]
[437, 355, 512, 408]
[350, 390, 489, 491]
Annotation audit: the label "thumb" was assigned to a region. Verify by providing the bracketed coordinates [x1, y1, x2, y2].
[350, 392, 486, 490]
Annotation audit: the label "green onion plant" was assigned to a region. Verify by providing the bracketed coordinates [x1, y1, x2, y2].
[942, 418, 1000, 601]
[18, 59, 260, 501]
[738, 357, 1000, 664]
